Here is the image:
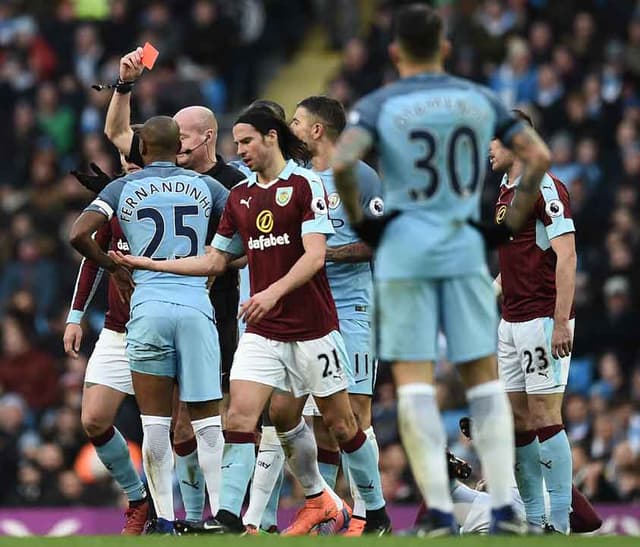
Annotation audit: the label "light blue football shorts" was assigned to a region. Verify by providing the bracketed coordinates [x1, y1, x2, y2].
[126, 300, 222, 402]
[340, 318, 376, 396]
[376, 272, 497, 364]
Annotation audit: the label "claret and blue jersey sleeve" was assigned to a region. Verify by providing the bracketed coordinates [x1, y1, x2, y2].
[212, 197, 245, 257]
[535, 174, 575, 243]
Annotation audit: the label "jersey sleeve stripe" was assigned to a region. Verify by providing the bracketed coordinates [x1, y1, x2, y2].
[212, 233, 244, 256]
[87, 199, 114, 220]
[66, 257, 105, 323]
[302, 217, 333, 236]
[546, 218, 575, 240]
[540, 174, 560, 202]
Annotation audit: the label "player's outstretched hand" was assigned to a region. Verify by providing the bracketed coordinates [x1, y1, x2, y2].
[70, 162, 113, 194]
[108, 250, 154, 271]
[238, 287, 279, 325]
[352, 211, 400, 248]
[467, 218, 513, 249]
[120, 47, 144, 81]
[110, 264, 135, 304]
[63, 323, 83, 358]
[551, 319, 572, 359]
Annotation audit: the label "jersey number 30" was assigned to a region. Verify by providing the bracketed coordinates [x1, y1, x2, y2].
[137, 205, 199, 258]
[409, 126, 480, 201]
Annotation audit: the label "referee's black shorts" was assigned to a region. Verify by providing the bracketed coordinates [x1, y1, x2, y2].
[211, 288, 239, 394]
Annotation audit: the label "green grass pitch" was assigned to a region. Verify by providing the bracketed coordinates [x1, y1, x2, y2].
[0, 536, 636, 546]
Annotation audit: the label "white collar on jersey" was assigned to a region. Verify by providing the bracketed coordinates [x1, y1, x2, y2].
[247, 159, 297, 187]
[500, 173, 521, 189]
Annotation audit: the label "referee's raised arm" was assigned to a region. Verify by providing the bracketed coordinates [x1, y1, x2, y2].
[104, 47, 144, 157]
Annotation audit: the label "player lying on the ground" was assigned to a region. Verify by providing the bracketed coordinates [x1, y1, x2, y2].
[437, 418, 602, 534]
[415, 458, 602, 535]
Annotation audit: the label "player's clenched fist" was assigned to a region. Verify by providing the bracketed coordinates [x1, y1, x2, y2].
[120, 47, 144, 81]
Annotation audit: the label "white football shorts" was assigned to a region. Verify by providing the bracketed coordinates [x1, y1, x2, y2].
[84, 328, 134, 395]
[230, 331, 349, 398]
[498, 317, 574, 395]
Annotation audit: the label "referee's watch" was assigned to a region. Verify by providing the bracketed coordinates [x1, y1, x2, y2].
[115, 78, 136, 94]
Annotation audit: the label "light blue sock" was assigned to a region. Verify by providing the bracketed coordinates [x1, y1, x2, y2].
[219, 435, 256, 517]
[317, 448, 340, 490]
[539, 427, 572, 534]
[174, 443, 205, 522]
[93, 427, 146, 502]
[318, 462, 339, 490]
[261, 466, 284, 531]
[514, 432, 545, 526]
[341, 430, 385, 510]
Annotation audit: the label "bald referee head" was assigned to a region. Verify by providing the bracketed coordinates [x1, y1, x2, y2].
[173, 106, 218, 170]
[139, 116, 181, 163]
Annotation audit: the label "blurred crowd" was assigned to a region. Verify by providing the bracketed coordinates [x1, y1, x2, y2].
[1, 0, 639, 510]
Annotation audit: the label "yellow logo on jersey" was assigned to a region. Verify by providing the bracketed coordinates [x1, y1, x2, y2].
[256, 210, 274, 233]
[496, 205, 507, 224]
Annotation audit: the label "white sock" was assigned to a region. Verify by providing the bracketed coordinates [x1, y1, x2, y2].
[277, 418, 325, 497]
[397, 384, 453, 513]
[244, 426, 285, 527]
[140, 415, 174, 520]
[467, 380, 515, 509]
[191, 415, 223, 516]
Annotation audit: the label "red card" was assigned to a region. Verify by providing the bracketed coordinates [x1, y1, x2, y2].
[141, 42, 159, 70]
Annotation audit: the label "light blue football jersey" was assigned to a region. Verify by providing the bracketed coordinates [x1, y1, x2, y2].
[228, 159, 253, 178]
[347, 72, 524, 280]
[86, 161, 229, 317]
[321, 161, 382, 320]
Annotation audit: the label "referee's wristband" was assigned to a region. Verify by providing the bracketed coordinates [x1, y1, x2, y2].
[66, 310, 84, 324]
[115, 78, 136, 94]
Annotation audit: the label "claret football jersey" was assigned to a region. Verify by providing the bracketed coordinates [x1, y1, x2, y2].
[213, 159, 339, 341]
[496, 172, 575, 322]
